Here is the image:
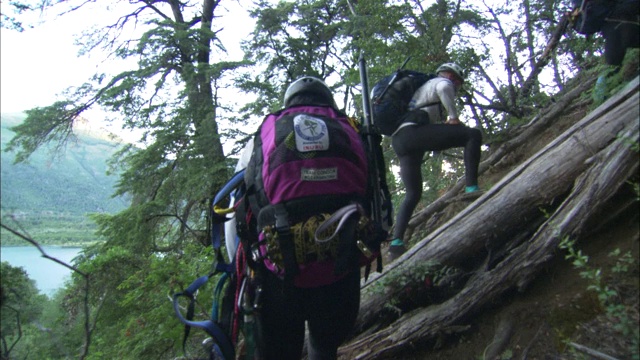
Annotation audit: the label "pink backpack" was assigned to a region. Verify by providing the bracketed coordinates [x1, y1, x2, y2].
[242, 105, 375, 287]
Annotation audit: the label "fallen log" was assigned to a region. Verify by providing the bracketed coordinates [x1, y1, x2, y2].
[343, 77, 639, 357]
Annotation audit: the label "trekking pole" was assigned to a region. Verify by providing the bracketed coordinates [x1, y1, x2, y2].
[372, 56, 412, 105]
[358, 51, 382, 224]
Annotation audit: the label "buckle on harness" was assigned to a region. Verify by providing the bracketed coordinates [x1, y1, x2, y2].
[356, 239, 373, 258]
[273, 204, 299, 281]
[274, 205, 290, 233]
[250, 242, 263, 263]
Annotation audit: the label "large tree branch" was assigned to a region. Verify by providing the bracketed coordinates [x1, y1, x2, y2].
[483, 1, 517, 107]
[519, 13, 571, 99]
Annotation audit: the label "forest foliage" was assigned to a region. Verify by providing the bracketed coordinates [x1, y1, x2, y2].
[1, 113, 128, 246]
[0, 0, 631, 359]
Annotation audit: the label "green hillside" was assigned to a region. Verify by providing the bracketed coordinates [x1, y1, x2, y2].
[1, 113, 129, 245]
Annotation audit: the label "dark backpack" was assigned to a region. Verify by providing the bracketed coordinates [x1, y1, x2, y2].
[371, 70, 437, 136]
[572, 0, 614, 35]
[242, 104, 386, 287]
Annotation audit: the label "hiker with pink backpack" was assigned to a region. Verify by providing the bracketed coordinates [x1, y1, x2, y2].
[174, 72, 391, 359]
[233, 76, 386, 359]
[175, 62, 479, 359]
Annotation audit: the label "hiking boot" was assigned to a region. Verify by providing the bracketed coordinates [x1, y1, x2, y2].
[387, 244, 408, 262]
[465, 185, 480, 193]
[593, 75, 607, 104]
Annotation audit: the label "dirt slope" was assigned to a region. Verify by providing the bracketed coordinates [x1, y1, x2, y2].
[400, 206, 638, 360]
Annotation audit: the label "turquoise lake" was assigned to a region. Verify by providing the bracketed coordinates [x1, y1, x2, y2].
[1, 246, 83, 297]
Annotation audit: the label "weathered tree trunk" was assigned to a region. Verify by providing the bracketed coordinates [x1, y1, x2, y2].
[340, 77, 639, 359]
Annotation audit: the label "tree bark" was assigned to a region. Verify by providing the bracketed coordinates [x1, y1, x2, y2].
[341, 77, 639, 358]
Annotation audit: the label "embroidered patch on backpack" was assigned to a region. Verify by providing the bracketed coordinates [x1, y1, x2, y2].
[301, 167, 338, 181]
[294, 114, 329, 152]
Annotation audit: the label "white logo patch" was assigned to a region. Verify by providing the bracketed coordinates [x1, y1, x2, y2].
[293, 114, 329, 152]
[301, 168, 338, 181]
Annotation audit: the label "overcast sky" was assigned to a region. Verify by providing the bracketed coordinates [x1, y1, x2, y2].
[0, 2, 257, 148]
[1, 16, 91, 113]
[0, 2, 254, 115]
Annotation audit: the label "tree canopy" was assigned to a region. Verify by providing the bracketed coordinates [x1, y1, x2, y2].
[1, 262, 47, 359]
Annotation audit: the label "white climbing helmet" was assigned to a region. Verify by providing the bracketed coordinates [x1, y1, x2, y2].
[283, 76, 337, 108]
[436, 63, 465, 81]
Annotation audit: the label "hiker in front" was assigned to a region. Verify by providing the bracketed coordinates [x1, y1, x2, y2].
[388, 63, 482, 261]
[239, 76, 370, 360]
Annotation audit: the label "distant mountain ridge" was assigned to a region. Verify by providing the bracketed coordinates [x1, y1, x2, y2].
[1, 112, 129, 217]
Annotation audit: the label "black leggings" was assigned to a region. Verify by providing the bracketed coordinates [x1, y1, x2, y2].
[391, 123, 482, 241]
[256, 264, 361, 360]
